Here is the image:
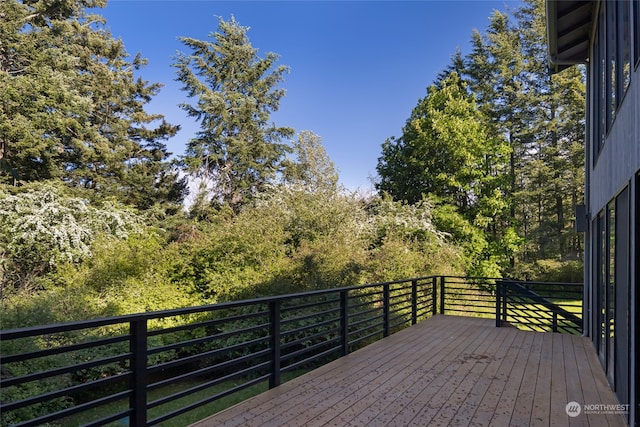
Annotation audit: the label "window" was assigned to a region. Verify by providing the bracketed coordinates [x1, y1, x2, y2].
[607, 201, 615, 386]
[594, 5, 606, 155]
[617, 0, 631, 97]
[606, 0, 616, 129]
[593, 0, 633, 160]
[635, 0, 640, 65]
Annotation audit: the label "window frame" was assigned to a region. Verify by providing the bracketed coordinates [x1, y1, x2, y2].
[634, 0, 640, 67]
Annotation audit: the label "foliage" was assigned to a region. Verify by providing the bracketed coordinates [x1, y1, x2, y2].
[360, 195, 463, 282]
[282, 130, 339, 194]
[377, 72, 509, 212]
[462, 0, 585, 268]
[365, 195, 446, 243]
[376, 72, 511, 276]
[0, 182, 143, 296]
[509, 258, 584, 283]
[174, 16, 294, 211]
[168, 206, 291, 302]
[376, 0, 585, 276]
[0, 0, 185, 210]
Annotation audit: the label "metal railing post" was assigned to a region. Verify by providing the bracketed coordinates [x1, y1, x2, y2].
[130, 317, 148, 427]
[383, 284, 390, 337]
[432, 276, 437, 316]
[340, 290, 349, 355]
[502, 282, 507, 323]
[439, 276, 445, 314]
[269, 301, 281, 388]
[552, 311, 558, 333]
[411, 280, 418, 325]
[496, 281, 502, 327]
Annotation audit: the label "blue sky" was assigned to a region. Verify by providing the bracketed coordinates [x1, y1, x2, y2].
[99, 0, 520, 191]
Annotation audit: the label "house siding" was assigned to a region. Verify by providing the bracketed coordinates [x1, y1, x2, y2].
[585, 5, 639, 424]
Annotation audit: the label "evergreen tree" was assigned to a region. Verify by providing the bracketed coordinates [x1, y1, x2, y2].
[0, 0, 184, 209]
[377, 0, 585, 275]
[174, 16, 294, 212]
[514, 0, 585, 259]
[464, 9, 531, 266]
[462, 0, 585, 266]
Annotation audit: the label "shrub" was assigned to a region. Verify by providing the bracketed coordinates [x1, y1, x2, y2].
[0, 182, 142, 296]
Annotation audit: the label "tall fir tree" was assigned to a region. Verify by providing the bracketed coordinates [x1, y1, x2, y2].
[377, 0, 585, 276]
[514, 0, 585, 259]
[0, 0, 185, 210]
[174, 16, 294, 212]
[462, 0, 585, 267]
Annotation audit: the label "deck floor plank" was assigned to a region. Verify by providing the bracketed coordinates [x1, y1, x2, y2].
[489, 328, 536, 426]
[509, 332, 543, 426]
[399, 326, 498, 426]
[580, 337, 627, 427]
[550, 333, 570, 425]
[358, 319, 493, 427]
[448, 326, 519, 427]
[190, 315, 627, 427]
[467, 327, 528, 426]
[530, 331, 554, 426]
[563, 334, 589, 427]
[282, 319, 471, 427]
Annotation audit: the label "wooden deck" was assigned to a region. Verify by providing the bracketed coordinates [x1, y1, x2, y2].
[191, 315, 627, 427]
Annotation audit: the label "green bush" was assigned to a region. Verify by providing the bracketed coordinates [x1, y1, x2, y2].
[0, 182, 143, 296]
[511, 258, 584, 283]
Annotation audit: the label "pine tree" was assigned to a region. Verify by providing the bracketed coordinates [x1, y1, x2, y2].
[463, 9, 533, 266]
[174, 16, 294, 212]
[0, 0, 184, 209]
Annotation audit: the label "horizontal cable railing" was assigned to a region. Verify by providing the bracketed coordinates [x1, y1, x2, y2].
[0, 276, 581, 426]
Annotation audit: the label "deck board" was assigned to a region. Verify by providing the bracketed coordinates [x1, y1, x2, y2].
[191, 315, 627, 427]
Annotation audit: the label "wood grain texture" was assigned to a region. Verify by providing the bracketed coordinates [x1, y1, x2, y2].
[191, 315, 626, 427]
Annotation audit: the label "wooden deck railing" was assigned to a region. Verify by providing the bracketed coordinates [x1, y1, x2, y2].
[0, 276, 582, 427]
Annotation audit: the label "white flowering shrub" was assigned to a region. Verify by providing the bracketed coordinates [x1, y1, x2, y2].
[0, 183, 143, 293]
[365, 195, 448, 243]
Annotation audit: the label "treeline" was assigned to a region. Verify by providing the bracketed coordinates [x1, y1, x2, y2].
[0, 2, 463, 328]
[1, 0, 583, 328]
[377, 0, 585, 281]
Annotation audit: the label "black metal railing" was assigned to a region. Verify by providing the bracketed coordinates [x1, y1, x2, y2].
[0, 276, 581, 427]
[496, 280, 583, 334]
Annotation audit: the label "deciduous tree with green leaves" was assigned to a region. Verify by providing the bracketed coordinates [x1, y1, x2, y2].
[376, 72, 511, 275]
[174, 16, 294, 212]
[463, 0, 585, 266]
[282, 130, 339, 194]
[376, 72, 509, 216]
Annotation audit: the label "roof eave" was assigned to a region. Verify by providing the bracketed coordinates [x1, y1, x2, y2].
[545, 0, 595, 74]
